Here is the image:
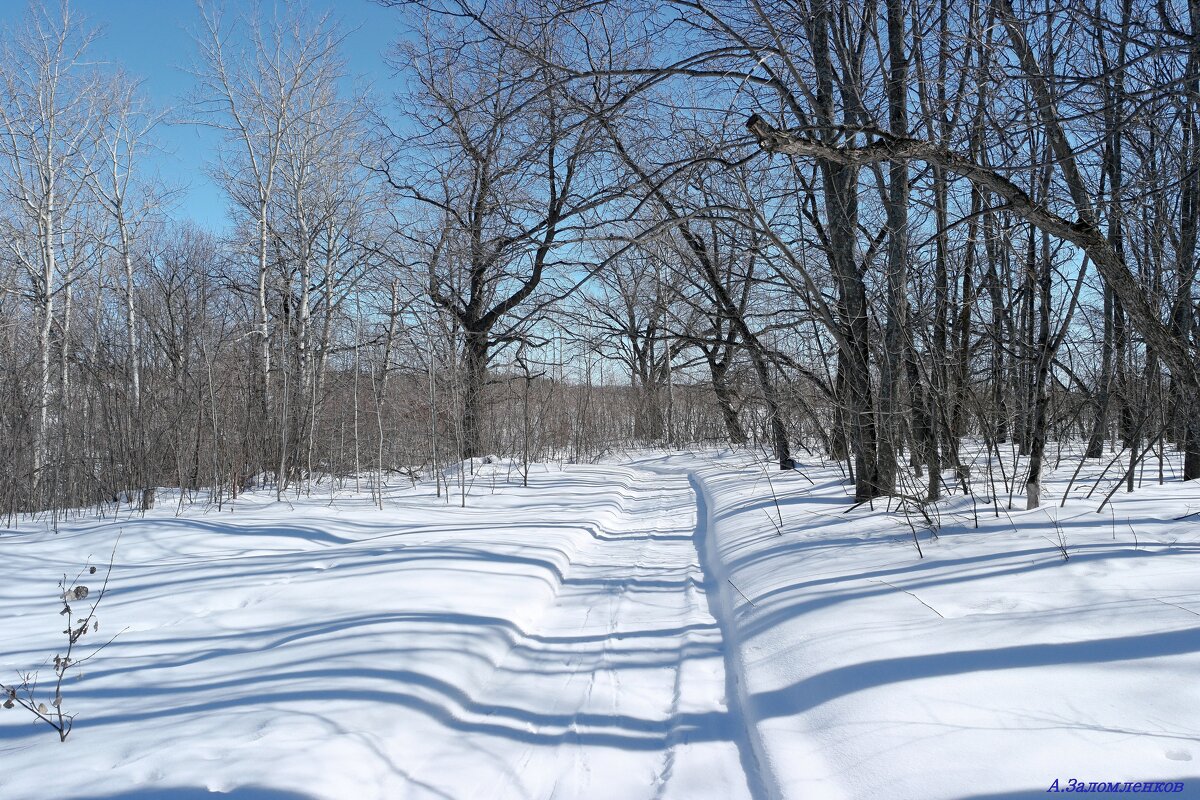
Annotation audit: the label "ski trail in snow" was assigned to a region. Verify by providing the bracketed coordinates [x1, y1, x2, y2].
[686, 469, 779, 800]
[447, 464, 755, 800]
[0, 460, 759, 800]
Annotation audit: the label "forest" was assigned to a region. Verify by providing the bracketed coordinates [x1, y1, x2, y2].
[3, 2, 1200, 798]
[0, 0, 1196, 515]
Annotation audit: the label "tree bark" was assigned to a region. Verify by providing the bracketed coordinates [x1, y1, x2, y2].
[877, 0, 909, 494]
[460, 329, 489, 460]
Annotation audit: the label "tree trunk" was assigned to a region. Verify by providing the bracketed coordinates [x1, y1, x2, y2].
[707, 355, 747, 445]
[1026, 229, 1053, 509]
[1176, 0, 1200, 479]
[257, 208, 272, 476]
[877, 0, 910, 494]
[461, 328, 489, 460]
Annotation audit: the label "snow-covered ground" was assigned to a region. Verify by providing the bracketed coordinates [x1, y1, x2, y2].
[2, 450, 1199, 799]
[689, 449, 1200, 799]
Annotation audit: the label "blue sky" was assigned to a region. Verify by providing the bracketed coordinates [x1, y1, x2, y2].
[0, 1, 407, 230]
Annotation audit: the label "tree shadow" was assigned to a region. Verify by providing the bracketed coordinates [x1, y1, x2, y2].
[726, 523, 1200, 637]
[0, 499, 745, 787]
[746, 626, 1200, 722]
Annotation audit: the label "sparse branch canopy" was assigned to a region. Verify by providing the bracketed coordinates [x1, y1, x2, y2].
[745, 113, 1197, 390]
[1, 0, 1198, 520]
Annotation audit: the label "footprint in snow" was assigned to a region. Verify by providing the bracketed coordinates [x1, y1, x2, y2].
[1166, 749, 1192, 762]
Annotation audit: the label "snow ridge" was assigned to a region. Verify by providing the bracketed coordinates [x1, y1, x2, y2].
[688, 470, 779, 800]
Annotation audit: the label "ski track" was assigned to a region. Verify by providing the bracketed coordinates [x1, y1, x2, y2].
[450, 465, 756, 800]
[0, 460, 759, 800]
[8, 451, 1200, 799]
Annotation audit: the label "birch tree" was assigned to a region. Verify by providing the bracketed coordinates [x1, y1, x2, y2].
[0, 3, 103, 505]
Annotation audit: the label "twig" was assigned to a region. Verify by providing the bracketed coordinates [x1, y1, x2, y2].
[869, 578, 944, 618]
[727, 579, 756, 607]
[1, 534, 120, 741]
[1041, 534, 1069, 561]
[1154, 598, 1200, 618]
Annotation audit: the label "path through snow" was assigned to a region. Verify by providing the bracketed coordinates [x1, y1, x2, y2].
[448, 464, 755, 800]
[1, 461, 757, 800]
[6, 451, 1200, 799]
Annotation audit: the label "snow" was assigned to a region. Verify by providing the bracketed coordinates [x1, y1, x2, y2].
[2, 450, 1199, 799]
[689, 449, 1200, 799]
[1, 461, 751, 799]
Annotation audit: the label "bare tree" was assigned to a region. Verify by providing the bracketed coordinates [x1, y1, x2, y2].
[194, 3, 346, 482]
[384, 11, 617, 459]
[90, 72, 165, 508]
[0, 2, 104, 507]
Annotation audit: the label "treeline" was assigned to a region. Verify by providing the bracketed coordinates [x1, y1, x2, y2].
[1, 0, 1196, 517]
